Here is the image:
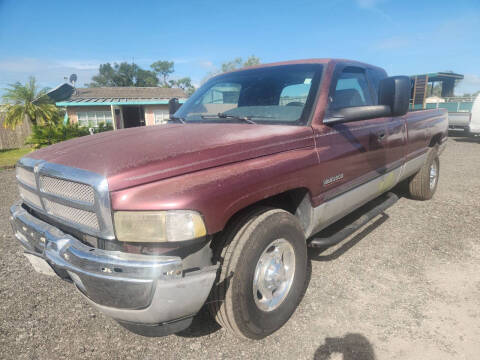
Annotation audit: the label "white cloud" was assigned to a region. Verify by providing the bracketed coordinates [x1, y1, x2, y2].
[56, 60, 102, 71]
[0, 57, 102, 89]
[455, 74, 480, 95]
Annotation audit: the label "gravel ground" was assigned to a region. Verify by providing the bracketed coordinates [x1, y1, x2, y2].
[0, 136, 479, 360]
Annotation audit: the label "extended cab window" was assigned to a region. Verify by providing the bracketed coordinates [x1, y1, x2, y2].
[331, 67, 373, 109]
[175, 64, 323, 125]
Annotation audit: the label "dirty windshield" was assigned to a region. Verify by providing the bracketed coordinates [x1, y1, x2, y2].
[174, 64, 323, 125]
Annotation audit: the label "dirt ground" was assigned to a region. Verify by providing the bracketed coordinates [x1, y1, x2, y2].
[0, 135, 479, 359]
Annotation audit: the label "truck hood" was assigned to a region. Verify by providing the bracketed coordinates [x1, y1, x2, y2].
[28, 124, 314, 191]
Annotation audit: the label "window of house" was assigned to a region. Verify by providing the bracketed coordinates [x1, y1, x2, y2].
[331, 67, 373, 109]
[154, 110, 170, 125]
[77, 111, 112, 127]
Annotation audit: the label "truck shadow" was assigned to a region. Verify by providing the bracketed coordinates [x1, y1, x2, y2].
[314, 333, 376, 360]
[175, 306, 222, 338]
[453, 137, 479, 143]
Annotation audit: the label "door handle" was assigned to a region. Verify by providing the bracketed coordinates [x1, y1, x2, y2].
[377, 132, 386, 140]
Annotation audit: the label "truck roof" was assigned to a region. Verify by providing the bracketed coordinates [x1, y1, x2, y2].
[216, 58, 386, 76]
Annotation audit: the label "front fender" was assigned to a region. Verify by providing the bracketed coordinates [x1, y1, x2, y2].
[110, 148, 319, 234]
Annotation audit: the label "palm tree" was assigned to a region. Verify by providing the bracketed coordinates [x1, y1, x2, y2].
[1, 76, 58, 129]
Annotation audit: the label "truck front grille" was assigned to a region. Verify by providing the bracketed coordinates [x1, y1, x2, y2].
[40, 176, 95, 204]
[43, 199, 99, 230]
[15, 159, 114, 239]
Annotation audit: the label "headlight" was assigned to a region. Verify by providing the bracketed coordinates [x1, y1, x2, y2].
[114, 210, 206, 242]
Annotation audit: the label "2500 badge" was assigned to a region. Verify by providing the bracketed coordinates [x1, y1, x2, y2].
[323, 173, 344, 186]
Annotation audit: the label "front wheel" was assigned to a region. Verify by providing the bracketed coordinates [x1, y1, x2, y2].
[208, 208, 307, 339]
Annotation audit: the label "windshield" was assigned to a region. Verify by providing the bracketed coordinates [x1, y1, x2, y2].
[175, 64, 323, 125]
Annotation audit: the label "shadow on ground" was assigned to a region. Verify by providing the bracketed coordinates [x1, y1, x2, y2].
[453, 137, 479, 143]
[314, 333, 375, 360]
[175, 306, 222, 338]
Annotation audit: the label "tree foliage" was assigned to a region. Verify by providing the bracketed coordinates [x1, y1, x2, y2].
[87, 60, 195, 95]
[203, 55, 261, 84]
[221, 55, 261, 72]
[87, 62, 159, 87]
[151, 61, 174, 87]
[1, 77, 59, 129]
[170, 77, 196, 96]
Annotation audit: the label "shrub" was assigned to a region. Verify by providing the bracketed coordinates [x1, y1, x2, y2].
[95, 122, 114, 133]
[25, 121, 115, 149]
[26, 122, 90, 149]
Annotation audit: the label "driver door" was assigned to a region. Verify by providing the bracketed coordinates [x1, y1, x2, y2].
[313, 65, 389, 203]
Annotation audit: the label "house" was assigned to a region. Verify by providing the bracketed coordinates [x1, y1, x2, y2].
[55, 87, 187, 129]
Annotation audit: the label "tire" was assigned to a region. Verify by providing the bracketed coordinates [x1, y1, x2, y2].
[407, 146, 440, 200]
[208, 207, 307, 339]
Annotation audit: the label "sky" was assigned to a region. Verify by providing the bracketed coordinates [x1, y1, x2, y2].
[1, 0, 479, 95]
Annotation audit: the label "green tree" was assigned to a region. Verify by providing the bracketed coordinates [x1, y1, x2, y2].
[170, 77, 196, 96]
[151, 60, 175, 87]
[242, 55, 261, 68]
[87, 60, 195, 95]
[1, 76, 58, 129]
[203, 55, 262, 83]
[88, 62, 159, 87]
[221, 56, 261, 72]
[136, 68, 159, 86]
[221, 57, 243, 73]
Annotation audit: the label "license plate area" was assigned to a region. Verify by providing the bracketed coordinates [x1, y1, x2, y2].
[24, 253, 56, 276]
[11, 216, 46, 254]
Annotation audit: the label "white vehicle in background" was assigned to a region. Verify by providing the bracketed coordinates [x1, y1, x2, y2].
[470, 94, 480, 136]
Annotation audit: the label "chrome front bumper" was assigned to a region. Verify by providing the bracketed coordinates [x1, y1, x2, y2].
[10, 203, 217, 329]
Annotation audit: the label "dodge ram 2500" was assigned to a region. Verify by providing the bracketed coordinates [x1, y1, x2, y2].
[10, 59, 448, 339]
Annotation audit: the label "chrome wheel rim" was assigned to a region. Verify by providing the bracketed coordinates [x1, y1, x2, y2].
[253, 239, 295, 312]
[429, 161, 438, 189]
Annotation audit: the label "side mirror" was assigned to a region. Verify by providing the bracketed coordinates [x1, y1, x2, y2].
[324, 105, 391, 124]
[169, 98, 182, 115]
[378, 76, 410, 117]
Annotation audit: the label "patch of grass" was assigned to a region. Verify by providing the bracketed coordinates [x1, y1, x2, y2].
[0, 148, 32, 169]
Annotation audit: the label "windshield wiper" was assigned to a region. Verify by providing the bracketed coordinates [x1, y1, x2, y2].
[201, 112, 257, 124]
[169, 116, 186, 124]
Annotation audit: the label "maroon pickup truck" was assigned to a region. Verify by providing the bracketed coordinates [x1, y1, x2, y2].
[10, 59, 447, 339]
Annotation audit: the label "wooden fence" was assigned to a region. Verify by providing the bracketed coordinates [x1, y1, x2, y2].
[0, 112, 32, 150]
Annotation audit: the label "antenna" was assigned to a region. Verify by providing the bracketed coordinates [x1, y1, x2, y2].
[69, 74, 78, 87]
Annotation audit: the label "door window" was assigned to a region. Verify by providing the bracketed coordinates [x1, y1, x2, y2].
[367, 68, 387, 104]
[331, 67, 373, 109]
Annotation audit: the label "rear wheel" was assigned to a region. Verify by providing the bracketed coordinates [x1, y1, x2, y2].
[407, 146, 439, 200]
[208, 207, 307, 339]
